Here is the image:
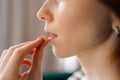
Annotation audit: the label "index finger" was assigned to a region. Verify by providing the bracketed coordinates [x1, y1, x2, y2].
[3, 36, 47, 75]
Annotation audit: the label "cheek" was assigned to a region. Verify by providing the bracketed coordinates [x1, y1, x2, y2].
[55, 2, 82, 26]
[52, 1, 112, 57]
[53, 18, 112, 58]
[50, 24, 80, 58]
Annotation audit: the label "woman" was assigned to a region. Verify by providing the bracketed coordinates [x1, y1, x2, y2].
[0, 0, 120, 80]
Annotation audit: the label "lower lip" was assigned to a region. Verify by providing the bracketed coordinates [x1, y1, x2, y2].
[48, 36, 57, 43]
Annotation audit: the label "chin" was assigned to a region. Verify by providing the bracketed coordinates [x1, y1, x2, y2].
[52, 46, 75, 58]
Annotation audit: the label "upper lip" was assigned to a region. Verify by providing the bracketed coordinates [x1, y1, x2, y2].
[45, 30, 58, 38]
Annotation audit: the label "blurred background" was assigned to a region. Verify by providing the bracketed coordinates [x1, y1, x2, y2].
[0, 0, 80, 79]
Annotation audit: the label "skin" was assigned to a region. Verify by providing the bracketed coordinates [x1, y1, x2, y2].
[37, 0, 113, 58]
[1, 0, 120, 80]
[0, 36, 48, 80]
[37, 0, 120, 80]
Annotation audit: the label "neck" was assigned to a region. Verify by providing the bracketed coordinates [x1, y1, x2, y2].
[77, 33, 120, 80]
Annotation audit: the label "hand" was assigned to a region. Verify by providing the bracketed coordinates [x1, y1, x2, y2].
[0, 36, 49, 80]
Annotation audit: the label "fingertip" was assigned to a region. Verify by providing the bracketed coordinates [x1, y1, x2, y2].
[22, 59, 32, 67]
[37, 35, 47, 41]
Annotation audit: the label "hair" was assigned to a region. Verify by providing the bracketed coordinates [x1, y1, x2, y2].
[98, 0, 120, 19]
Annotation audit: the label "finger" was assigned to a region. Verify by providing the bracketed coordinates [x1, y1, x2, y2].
[24, 39, 49, 80]
[0, 49, 8, 63]
[28, 40, 47, 79]
[28, 38, 50, 73]
[20, 71, 29, 80]
[20, 59, 32, 76]
[4, 36, 46, 75]
[0, 41, 31, 72]
[0, 41, 31, 65]
[0, 41, 30, 63]
[19, 59, 32, 79]
[22, 59, 32, 67]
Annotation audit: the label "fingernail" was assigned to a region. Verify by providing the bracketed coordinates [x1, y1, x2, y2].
[36, 35, 44, 40]
[30, 48, 36, 54]
[37, 35, 47, 40]
[47, 37, 52, 42]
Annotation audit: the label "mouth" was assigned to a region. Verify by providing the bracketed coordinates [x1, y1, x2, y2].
[45, 30, 58, 42]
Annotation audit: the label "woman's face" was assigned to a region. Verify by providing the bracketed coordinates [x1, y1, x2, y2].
[37, 0, 112, 58]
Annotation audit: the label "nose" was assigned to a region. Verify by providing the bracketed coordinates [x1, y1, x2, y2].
[37, 2, 53, 22]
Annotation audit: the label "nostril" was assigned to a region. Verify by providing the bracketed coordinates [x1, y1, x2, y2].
[37, 12, 45, 20]
[41, 16, 45, 20]
[37, 9, 53, 21]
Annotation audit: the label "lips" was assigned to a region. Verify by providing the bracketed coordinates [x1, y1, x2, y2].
[45, 30, 58, 41]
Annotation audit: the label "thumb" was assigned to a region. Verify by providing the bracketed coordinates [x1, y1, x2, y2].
[27, 40, 47, 80]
